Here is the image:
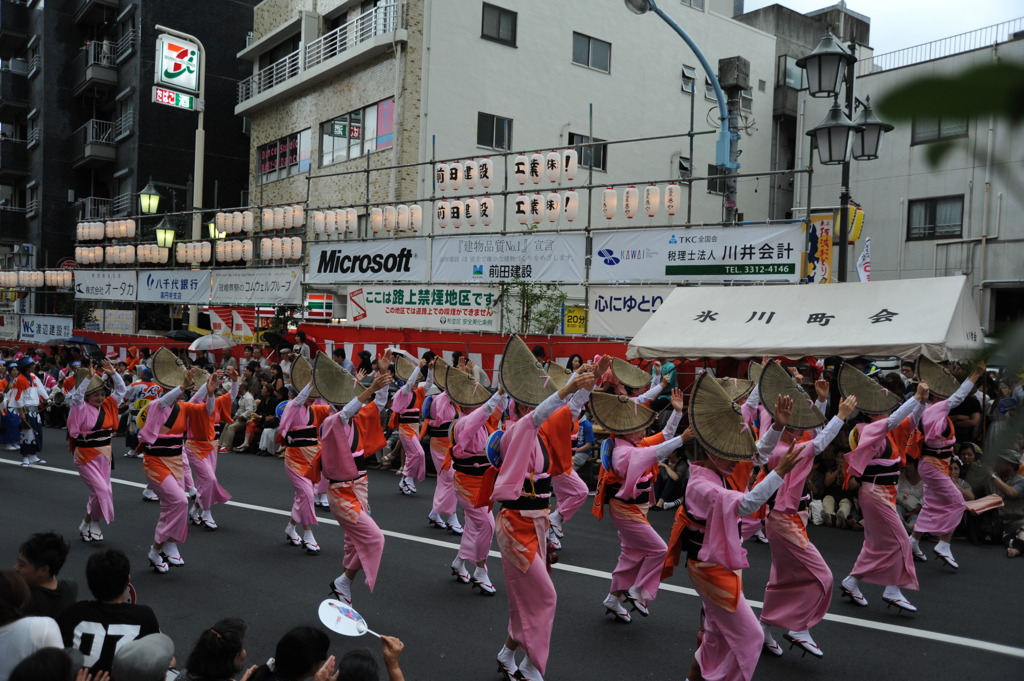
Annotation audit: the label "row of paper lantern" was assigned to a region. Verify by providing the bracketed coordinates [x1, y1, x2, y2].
[214, 211, 255, 235]
[260, 237, 304, 261]
[176, 242, 213, 264]
[137, 245, 170, 264]
[601, 184, 683, 220]
[434, 150, 580, 192]
[260, 205, 305, 231]
[104, 246, 136, 264]
[77, 220, 137, 241]
[367, 205, 424, 233]
[0, 271, 70, 288]
[215, 240, 254, 263]
[311, 209, 358, 235]
[75, 247, 106, 264]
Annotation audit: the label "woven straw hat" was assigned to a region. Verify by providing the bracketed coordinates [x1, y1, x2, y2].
[915, 355, 961, 399]
[547, 360, 574, 392]
[747, 361, 764, 384]
[394, 353, 418, 383]
[51, 390, 65, 406]
[610, 357, 650, 390]
[758, 360, 826, 430]
[84, 374, 106, 395]
[688, 372, 761, 462]
[689, 372, 756, 461]
[152, 347, 187, 390]
[291, 355, 320, 399]
[716, 377, 754, 403]
[433, 357, 451, 392]
[444, 363, 492, 408]
[313, 353, 361, 405]
[837, 361, 900, 414]
[589, 391, 656, 435]
[74, 368, 92, 388]
[499, 335, 556, 407]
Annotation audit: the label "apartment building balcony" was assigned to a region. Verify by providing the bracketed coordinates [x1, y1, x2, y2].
[72, 119, 116, 169]
[0, 68, 27, 122]
[0, 0, 29, 60]
[236, 1, 406, 116]
[74, 196, 112, 221]
[0, 138, 27, 181]
[74, 0, 120, 26]
[0, 206, 27, 241]
[73, 41, 118, 98]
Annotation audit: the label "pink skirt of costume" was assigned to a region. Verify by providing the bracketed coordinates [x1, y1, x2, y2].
[496, 508, 555, 674]
[851, 483, 918, 589]
[329, 477, 385, 591]
[608, 499, 667, 602]
[399, 427, 426, 482]
[454, 472, 495, 563]
[285, 465, 318, 526]
[760, 510, 832, 631]
[184, 442, 231, 510]
[144, 456, 189, 545]
[688, 562, 760, 681]
[75, 453, 115, 523]
[914, 457, 967, 535]
[429, 438, 457, 516]
[551, 469, 589, 522]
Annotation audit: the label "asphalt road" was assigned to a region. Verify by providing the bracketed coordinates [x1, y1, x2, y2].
[2, 430, 1021, 680]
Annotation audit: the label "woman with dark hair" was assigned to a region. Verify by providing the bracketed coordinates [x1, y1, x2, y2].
[9, 648, 82, 681]
[565, 354, 584, 373]
[179, 618, 253, 681]
[0, 570, 63, 681]
[336, 635, 405, 681]
[269, 365, 285, 394]
[357, 352, 373, 376]
[248, 626, 332, 681]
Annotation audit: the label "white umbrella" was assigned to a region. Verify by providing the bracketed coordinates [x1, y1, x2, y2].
[188, 334, 235, 352]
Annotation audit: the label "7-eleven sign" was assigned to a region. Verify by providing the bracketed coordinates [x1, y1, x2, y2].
[155, 34, 200, 93]
[306, 293, 334, 319]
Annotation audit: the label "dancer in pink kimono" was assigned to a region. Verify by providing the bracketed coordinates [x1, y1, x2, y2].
[840, 382, 929, 612]
[137, 369, 215, 573]
[755, 393, 856, 658]
[493, 370, 594, 681]
[425, 386, 463, 533]
[910, 366, 983, 568]
[279, 380, 334, 554]
[321, 371, 393, 608]
[66, 360, 126, 542]
[185, 368, 236, 530]
[392, 355, 434, 495]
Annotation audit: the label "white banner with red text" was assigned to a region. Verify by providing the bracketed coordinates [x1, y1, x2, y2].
[346, 284, 500, 332]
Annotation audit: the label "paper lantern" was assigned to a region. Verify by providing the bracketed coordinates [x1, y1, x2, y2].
[91, 223, 103, 240]
[104, 221, 115, 238]
[262, 208, 273, 229]
[231, 211, 244, 234]
[290, 237, 302, 259]
[479, 157, 494, 189]
[159, 247, 169, 264]
[125, 245, 135, 263]
[546, 151, 561, 183]
[644, 184, 660, 217]
[449, 162, 463, 191]
[515, 194, 529, 224]
[513, 155, 528, 185]
[283, 205, 295, 229]
[435, 201, 450, 229]
[623, 186, 639, 219]
[75, 225, 82, 241]
[410, 205, 422, 232]
[242, 211, 254, 232]
[562, 148, 578, 181]
[397, 204, 410, 232]
[312, 211, 326, 234]
[242, 240, 253, 261]
[104, 247, 113, 264]
[450, 200, 463, 229]
[235, 240, 245, 261]
[529, 194, 543, 223]
[545, 192, 561, 222]
[270, 238, 281, 260]
[464, 160, 478, 189]
[322, 211, 336, 236]
[602, 188, 617, 220]
[383, 205, 397, 232]
[436, 163, 449, 191]
[563, 191, 579, 222]
[261, 238, 272, 259]
[216, 241, 225, 261]
[176, 243, 186, 262]
[292, 205, 305, 227]
[345, 208, 358, 233]
[275, 237, 287, 260]
[479, 197, 494, 227]
[273, 207, 285, 229]
[665, 183, 681, 216]
[465, 198, 479, 227]
[370, 207, 383, 234]
[215, 212, 226, 232]
[529, 153, 544, 185]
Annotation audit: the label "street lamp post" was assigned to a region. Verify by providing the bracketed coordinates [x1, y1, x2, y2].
[798, 29, 892, 282]
[139, 178, 162, 215]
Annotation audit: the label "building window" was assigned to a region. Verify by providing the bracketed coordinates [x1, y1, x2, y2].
[477, 112, 512, 151]
[681, 64, 696, 94]
[572, 32, 611, 73]
[912, 116, 967, 144]
[320, 98, 395, 167]
[569, 132, 607, 172]
[26, 186, 38, 216]
[678, 156, 692, 180]
[707, 164, 727, 195]
[115, 98, 134, 139]
[740, 88, 753, 111]
[27, 41, 40, 78]
[705, 77, 716, 102]
[758, 79, 767, 92]
[481, 3, 516, 47]
[26, 111, 39, 148]
[777, 55, 806, 89]
[907, 196, 963, 240]
[680, 0, 705, 9]
[257, 129, 311, 185]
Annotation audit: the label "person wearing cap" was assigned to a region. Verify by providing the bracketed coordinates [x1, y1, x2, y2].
[491, 367, 595, 681]
[754, 392, 857, 659]
[123, 366, 164, 459]
[67, 360, 127, 542]
[185, 369, 238, 531]
[391, 353, 435, 495]
[319, 363, 393, 607]
[280, 347, 296, 382]
[137, 368, 216, 573]
[12, 356, 48, 453]
[112, 632, 175, 681]
[910, 365, 984, 569]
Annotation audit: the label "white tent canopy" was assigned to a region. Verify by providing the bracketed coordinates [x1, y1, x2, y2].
[627, 276, 984, 361]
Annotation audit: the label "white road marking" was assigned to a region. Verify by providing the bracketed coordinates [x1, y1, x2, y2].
[8, 459, 1023, 659]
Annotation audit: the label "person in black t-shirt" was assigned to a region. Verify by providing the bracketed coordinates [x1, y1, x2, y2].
[13, 532, 78, 619]
[58, 549, 160, 672]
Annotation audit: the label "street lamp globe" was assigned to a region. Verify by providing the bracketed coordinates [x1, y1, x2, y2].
[807, 101, 863, 165]
[155, 218, 177, 248]
[139, 178, 162, 215]
[624, 0, 652, 14]
[851, 97, 894, 161]
[796, 28, 855, 99]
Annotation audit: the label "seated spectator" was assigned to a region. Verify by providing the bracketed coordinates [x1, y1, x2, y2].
[248, 626, 330, 681]
[332, 347, 356, 375]
[112, 632, 175, 681]
[8, 647, 82, 681]
[0, 570, 63, 681]
[571, 409, 595, 472]
[178, 618, 251, 681]
[896, 457, 924, 533]
[237, 384, 276, 454]
[949, 457, 974, 502]
[652, 448, 687, 511]
[959, 442, 990, 500]
[59, 549, 159, 672]
[13, 532, 77, 619]
[336, 635, 406, 681]
[220, 382, 255, 451]
[565, 353, 584, 372]
[809, 445, 851, 527]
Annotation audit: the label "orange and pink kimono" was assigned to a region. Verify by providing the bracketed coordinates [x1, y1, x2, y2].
[67, 373, 127, 525]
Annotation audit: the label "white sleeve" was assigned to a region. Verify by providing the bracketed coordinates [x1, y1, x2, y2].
[567, 380, 591, 419]
[746, 383, 762, 411]
[661, 409, 683, 440]
[654, 435, 683, 460]
[190, 383, 209, 404]
[228, 380, 239, 401]
[811, 416, 845, 454]
[632, 383, 662, 405]
[944, 378, 976, 411]
[531, 391, 569, 427]
[421, 368, 435, 393]
[397, 374, 417, 395]
[738, 470, 784, 516]
[67, 378, 89, 408]
[374, 383, 390, 410]
[755, 424, 782, 465]
[110, 371, 127, 403]
[485, 389, 509, 413]
[887, 394, 922, 432]
[158, 386, 183, 409]
[294, 382, 313, 404]
[339, 396, 363, 422]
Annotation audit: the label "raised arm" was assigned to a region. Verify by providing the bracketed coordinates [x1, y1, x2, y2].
[888, 383, 928, 431]
[737, 445, 799, 515]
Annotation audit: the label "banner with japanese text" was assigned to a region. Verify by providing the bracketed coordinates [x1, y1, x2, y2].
[19, 315, 74, 343]
[137, 270, 212, 304]
[101, 309, 136, 334]
[431, 233, 586, 283]
[806, 213, 834, 284]
[305, 239, 428, 284]
[0, 313, 18, 340]
[588, 285, 675, 338]
[74, 270, 139, 301]
[210, 268, 303, 306]
[590, 224, 804, 283]
[347, 284, 500, 332]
